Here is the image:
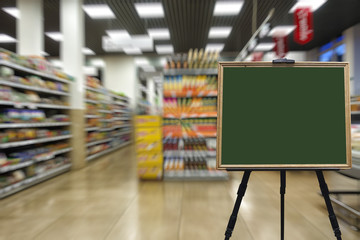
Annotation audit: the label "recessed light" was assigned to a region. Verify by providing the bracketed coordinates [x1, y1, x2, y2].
[254, 43, 275, 51]
[155, 45, 174, 54]
[268, 26, 296, 37]
[205, 43, 225, 52]
[134, 3, 164, 18]
[208, 27, 232, 38]
[0, 34, 16, 43]
[90, 59, 106, 67]
[83, 4, 116, 19]
[289, 0, 327, 13]
[45, 32, 63, 41]
[135, 58, 150, 65]
[123, 47, 142, 55]
[106, 30, 130, 39]
[83, 48, 95, 55]
[147, 28, 170, 40]
[213, 1, 244, 16]
[2, 7, 20, 19]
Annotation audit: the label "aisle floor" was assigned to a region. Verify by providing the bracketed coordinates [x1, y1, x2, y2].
[0, 145, 359, 240]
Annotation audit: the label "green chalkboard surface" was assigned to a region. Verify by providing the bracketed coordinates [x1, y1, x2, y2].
[217, 62, 351, 169]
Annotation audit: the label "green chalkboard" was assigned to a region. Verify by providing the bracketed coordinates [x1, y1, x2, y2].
[216, 62, 351, 169]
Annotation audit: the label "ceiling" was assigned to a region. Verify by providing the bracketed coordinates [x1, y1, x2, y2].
[0, 0, 360, 58]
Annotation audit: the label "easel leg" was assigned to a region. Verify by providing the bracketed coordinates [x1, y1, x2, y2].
[316, 170, 342, 240]
[280, 170, 286, 240]
[224, 170, 252, 240]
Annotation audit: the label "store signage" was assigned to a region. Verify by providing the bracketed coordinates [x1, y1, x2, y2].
[252, 52, 263, 61]
[273, 36, 288, 58]
[294, 7, 313, 45]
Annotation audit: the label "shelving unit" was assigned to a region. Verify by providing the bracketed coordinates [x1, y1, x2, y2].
[0, 52, 73, 198]
[84, 77, 132, 162]
[162, 67, 228, 181]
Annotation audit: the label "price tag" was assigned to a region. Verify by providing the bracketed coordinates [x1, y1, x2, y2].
[14, 102, 23, 108]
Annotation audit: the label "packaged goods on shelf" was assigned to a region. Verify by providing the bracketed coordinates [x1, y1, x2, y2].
[0, 109, 69, 124]
[0, 129, 69, 143]
[163, 97, 217, 118]
[135, 115, 163, 180]
[0, 48, 73, 81]
[164, 48, 219, 69]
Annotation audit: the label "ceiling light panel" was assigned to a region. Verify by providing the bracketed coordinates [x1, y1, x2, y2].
[135, 58, 150, 65]
[83, 4, 116, 19]
[148, 28, 170, 40]
[45, 32, 63, 41]
[0, 34, 16, 43]
[2, 7, 20, 19]
[123, 47, 142, 55]
[268, 26, 296, 37]
[254, 43, 275, 51]
[208, 27, 232, 38]
[106, 30, 130, 39]
[134, 3, 164, 18]
[213, 1, 244, 16]
[155, 45, 174, 54]
[289, 0, 327, 13]
[205, 43, 225, 52]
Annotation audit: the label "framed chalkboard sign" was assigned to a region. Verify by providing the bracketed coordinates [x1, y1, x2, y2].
[216, 62, 351, 169]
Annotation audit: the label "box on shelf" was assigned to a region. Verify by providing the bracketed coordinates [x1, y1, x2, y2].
[134, 115, 162, 128]
[137, 165, 163, 180]
[135, 128, 162, 141]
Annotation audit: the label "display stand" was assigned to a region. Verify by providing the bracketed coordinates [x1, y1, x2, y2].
[224, 170, 342, 240]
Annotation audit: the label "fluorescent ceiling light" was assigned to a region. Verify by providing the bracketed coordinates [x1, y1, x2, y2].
[214, 1, 244, 16]
[134, 3, 164, 18]
[83, 4, 115, 19]
[254, 43, 275, 51]
[289, 0, 327, 13]
[205, 43, 225, 52]
[106, 30, 130, 39]
[135, 58, 150, 65]
[268, 25, 296, 37]
[155, 45, 174, 54]
[83, 47, 95, 55]
[123, 47, 142, 55]
[83, 66, 97, 76]
[147, 28, 170, 40]
[142, 66, 156, 72]
[45, 32, 63, 41]
[209, 27, 232, 38]
[2, 7, 19, 18]
[0, 34, 16, 43]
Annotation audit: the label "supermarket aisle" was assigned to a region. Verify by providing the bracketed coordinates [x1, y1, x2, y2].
[0, 145, 359, 240]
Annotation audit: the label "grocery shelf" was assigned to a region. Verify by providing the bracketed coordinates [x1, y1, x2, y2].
[163, 150, 216, 157]
[351, 101, 360, 105]
[163, 90, 217, 98]
[114, 130, 132, 137]
[112, 94, 129, 101]
[98, 109, 112, 113]
[86, 138, 112, 147]
[85, 99, 98, 104]
[85, 114, 100, 119]
[85, 86, 104, 94]
[0, 164, 71, 199]
[114, 109, 129, 113]
[85, 127, 100, 131]
[113, 117, 131, 121]
[35, 147, 72, 163]
[163, 112, 217, 119]
[0, 122, 70, 128]
[0, 100, 70, 109]
[0, 79, 70, 96]
[163, 170, 228, 181]
[100, 100, 111, 104]
[351, 111, 360, 115]
[163, 68, 218, 76]
[352, 149, 360, 158]
[0, 135, 72, 149]
[116, 124, 132, 128]
[0, 161, 33, 174]
[98, 127, 114, 132]
[0, 60, 71, 84]
[86, 141, 131, 161]
[114, 101, 127, 106]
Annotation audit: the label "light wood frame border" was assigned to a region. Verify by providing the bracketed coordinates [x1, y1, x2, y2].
[216, 61, 352, 170]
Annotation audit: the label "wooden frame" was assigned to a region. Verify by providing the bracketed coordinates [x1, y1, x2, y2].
[216, 61, 351, 170]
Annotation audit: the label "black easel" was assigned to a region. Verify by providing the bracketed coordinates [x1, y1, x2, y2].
[224, 170, 342, 240]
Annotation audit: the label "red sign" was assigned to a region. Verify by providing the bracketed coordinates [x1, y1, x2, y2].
[252, 52, 263, 61]
[274, 36, 288, 58]
[294, 7, 313, 45]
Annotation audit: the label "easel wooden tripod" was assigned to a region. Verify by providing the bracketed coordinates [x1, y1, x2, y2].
[224, 170, 342, 240]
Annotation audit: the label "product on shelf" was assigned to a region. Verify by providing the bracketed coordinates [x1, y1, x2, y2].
[163, 75, 217, 93]
[0, 129, 69, 143]
[164, 48, 219, 69]
[163, 97, 217, 118]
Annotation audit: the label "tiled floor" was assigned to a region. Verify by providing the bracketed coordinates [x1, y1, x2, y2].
[0, 145, 359, 240]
